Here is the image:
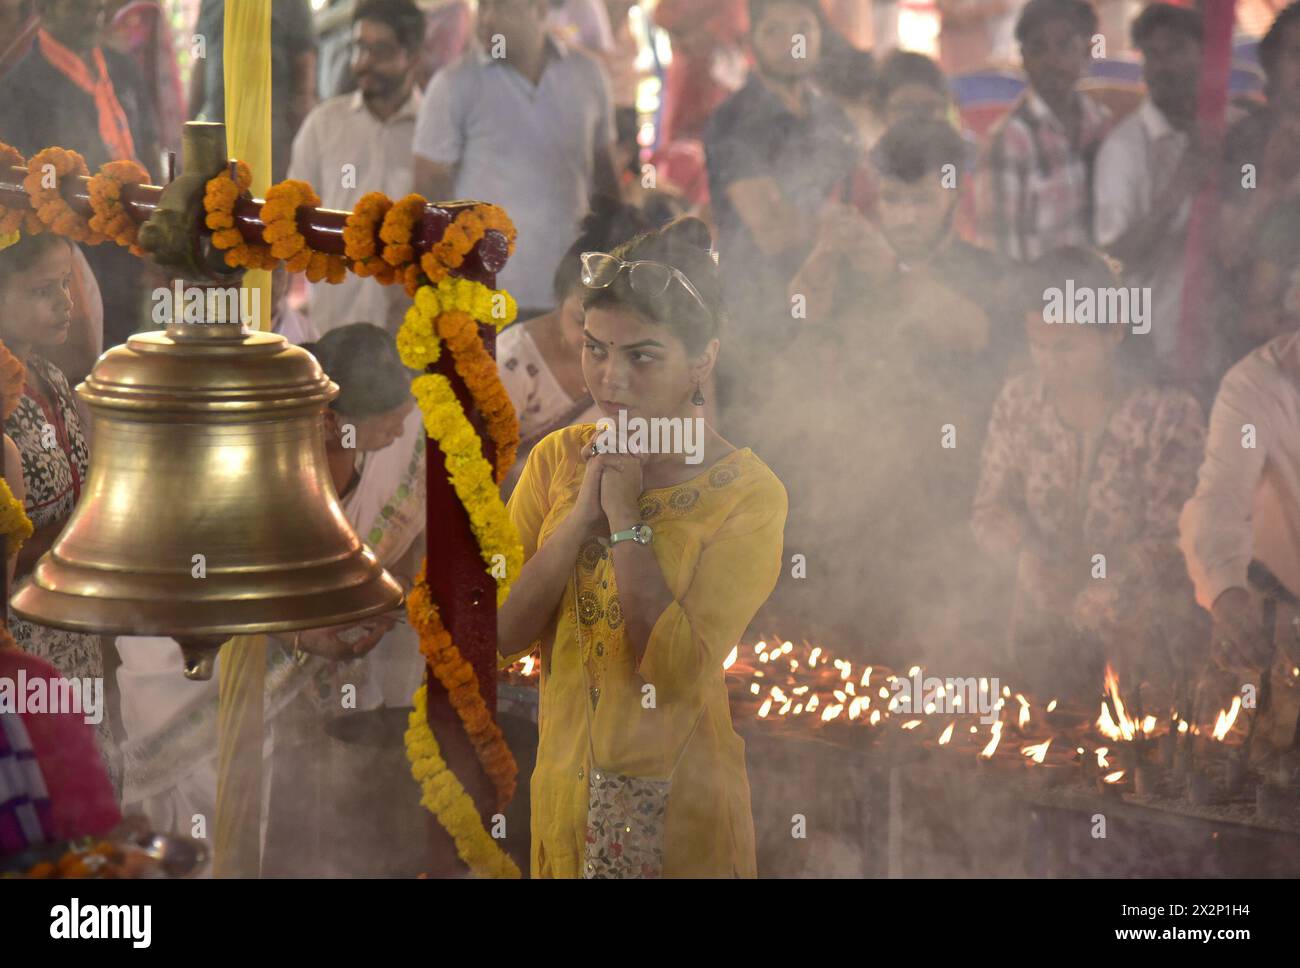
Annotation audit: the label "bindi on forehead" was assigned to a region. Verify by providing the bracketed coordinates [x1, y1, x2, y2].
[582, 328, 666, 351]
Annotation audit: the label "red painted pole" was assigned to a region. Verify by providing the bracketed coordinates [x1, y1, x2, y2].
[0, 165, 509, 282]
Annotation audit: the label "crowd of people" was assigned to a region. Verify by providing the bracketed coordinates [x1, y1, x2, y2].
[2, 0, 1300, 877]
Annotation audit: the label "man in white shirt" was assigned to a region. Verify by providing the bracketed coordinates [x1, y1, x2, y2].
[288, 0, 426, 335]
[1180, 330, 1300, 675]
[1093, 3, 1224, 384]
[412, 0, 619, 317]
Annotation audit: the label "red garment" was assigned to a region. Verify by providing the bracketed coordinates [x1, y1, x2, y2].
[36, 29, 137, 163]
[0, 649, 121, 841]
[648, 138, 710, 206]
[655, 0, 749, 144]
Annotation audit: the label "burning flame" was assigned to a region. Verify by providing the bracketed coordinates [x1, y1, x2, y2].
[1098, 664, 1137, 742]
[938, 722, 955, 745]
[980, 721, 1003, 759]
[1212, 696, 1242, 741]
[1021, 739, 1051, 764]
[1103, 770, 1125, 784]
[723, 645, 738, 670]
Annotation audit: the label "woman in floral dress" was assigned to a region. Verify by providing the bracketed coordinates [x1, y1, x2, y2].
[0, 232, 116, 790]
[972, 246, 1208, 706]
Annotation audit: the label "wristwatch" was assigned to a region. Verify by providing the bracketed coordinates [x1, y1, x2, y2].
[608, 522, 653, 547]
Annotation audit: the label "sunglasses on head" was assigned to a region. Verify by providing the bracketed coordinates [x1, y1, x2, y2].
[580, 251, 710, 316]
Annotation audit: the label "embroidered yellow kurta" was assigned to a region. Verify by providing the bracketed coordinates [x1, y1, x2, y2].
[505, 424, 787, 877]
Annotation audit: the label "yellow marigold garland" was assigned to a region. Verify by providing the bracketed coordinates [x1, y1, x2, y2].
[405, 686, 521, 878]
[87, 160, 149, 255]
[399, 276, 524, 851]
[411, 371, 522, 607]
[25, 147, 103, 243]
[396, 277, 518, 371]
[398, 279, 519, 479]
[396, 299, 441, 371]
[407, 563, 517, 808]
[414, 276, 518, 332]
[0, 476, 32, 557]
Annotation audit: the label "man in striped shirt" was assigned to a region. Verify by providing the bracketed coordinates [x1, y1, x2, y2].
[977, 0, 1111, 261]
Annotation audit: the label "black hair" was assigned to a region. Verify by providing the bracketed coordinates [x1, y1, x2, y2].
[552, 196, 653, 305]
[1015, 0, 1099, 46]
[870, 118, 967, 183]
[353, 0, 426, 54]
[1131, 2, 1202, 50]
[871, 49, 948, 114]
[819, 43, 875, 102]
[307, 322, 413, 417]
[1261, 1, 1300, 86]
[580, 217, 724, 356]
[748, 0, 824, 31]
[0, 232, 73, 295]
[1020, 245, 1122, 318]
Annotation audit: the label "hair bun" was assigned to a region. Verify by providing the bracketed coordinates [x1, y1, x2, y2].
[660, 216, 714, 255]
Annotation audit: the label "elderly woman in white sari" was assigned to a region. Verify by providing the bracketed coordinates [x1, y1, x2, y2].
[114, 324, 425, 871]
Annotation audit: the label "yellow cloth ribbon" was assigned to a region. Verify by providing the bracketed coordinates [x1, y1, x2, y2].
[213, 0, 273, 879]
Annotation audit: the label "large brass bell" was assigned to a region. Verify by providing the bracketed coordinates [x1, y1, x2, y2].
[11, 317, 404, 676]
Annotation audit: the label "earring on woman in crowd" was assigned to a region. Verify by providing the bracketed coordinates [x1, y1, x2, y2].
[691, 384, 705, 406]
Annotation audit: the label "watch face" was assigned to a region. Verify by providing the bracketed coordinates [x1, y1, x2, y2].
[635, 524, 653, 544]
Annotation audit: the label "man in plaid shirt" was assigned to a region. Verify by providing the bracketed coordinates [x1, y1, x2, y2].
[978, 0, 1112, 261]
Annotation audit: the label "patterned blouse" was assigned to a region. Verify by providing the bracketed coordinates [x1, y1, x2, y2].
[4, 355, 114, 789]
[971, 369, 1207, 693]
[7, 354, 87, 531]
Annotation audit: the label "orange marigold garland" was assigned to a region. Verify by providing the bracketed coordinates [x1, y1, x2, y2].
[260, 178, 320, 273]
[343, 191, 398, 285]
[379, 193, 425, 273]
[0, 338, 25, 421]
[0, 142, 40, 236]
[24, 147, 103, 243]
[87, 160, 149, 255]
[407, 564, 517, 809]
[435, 309, 519, 482]
[419, 203, 517, 285]
[203, 161, 278, 270]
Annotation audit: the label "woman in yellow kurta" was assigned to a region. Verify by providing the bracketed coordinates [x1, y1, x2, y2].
[499, 217, 787, 878]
